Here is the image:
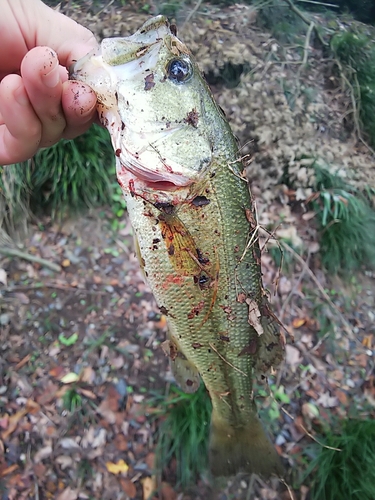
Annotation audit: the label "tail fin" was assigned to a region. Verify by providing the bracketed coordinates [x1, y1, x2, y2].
[209, 412, 284, 478]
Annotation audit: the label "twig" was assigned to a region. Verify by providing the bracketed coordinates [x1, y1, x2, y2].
[302, 22, 315, 66]
[280, 241, 359, 343]
[209, 343, 247, 376]
[2, 283, 107, 294]
[280, 406, 341, 451]
[280, 477, 297, 500]
[0, 247, 61, 272]
[283, 0, 327, 47]
[181, 0, 204, 30]
[279, 251, 309, 321]
[246, 474, 255, 500]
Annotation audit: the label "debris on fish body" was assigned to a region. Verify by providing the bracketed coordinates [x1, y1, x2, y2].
[70, 15, 285, 478]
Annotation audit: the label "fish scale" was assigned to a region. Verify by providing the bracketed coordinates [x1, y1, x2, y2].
[70, 15, 284, 478]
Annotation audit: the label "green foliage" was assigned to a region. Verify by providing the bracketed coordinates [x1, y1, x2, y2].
[305, 419, 375, 500]
[309, 165, 375, 274]
[62, 387, 82, 412]
[152, 384, 211, 487]
[331, 30, 375, 147]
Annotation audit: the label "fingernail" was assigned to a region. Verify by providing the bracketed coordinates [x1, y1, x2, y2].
[14, 84, 29, 106]
[43, 60, 60, 88]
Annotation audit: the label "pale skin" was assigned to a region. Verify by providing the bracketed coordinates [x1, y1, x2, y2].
[0, 0, 99, 165]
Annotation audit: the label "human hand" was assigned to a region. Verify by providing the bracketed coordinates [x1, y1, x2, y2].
[0, 0, 99, 165]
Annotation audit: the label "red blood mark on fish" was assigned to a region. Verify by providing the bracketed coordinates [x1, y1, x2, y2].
[115, 148, 121, 157]
[129, 179, 135, 197]
[161, 274, 184, 289]
[187, 300, 205, 319]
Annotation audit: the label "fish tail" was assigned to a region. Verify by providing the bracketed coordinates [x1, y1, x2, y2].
[209, 411, 284, 477]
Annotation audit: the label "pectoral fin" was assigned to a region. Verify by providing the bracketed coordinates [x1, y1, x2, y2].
[162, 333, 201, 393]
[255, 299, 285, 374]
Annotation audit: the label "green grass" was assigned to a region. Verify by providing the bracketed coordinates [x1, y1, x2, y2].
[309, 165, 375, 274]
[151, 384, 212, 487]
[304, 419, 375, 500]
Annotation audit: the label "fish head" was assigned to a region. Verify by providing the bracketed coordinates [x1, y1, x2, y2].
[70, 16, 219, 204]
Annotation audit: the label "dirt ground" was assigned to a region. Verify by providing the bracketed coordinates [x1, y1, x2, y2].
[1, 2, 375, 499]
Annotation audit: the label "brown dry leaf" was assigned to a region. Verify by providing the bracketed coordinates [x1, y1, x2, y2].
[114, 433, 128, 451]
[356, 353, 368, 368]
[362, 335, 373, 349]
[80, 366, 96, 384]
[145, 452, 155, 470]
[1, 409, 27, 440]
[0, 268, 7, 285]
[49, 366, 66, 379]
[336, 389, 348, 406]
[161, 482, 177, 500]
[292, 318, 306, 329]
[285, 344, 302, 371]
[56, 487, 78, 500]
[120, 478, 137, 498]
[106, 459, 129, 475]
[245, 298, 264, 336]
[142, 476, 156, 500]
[37, 383, 59, 405]
[33, 444, 53, 463]
[0, 464, 18, 478]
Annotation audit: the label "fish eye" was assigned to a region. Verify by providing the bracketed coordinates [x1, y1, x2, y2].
[167, 58, 192, 83]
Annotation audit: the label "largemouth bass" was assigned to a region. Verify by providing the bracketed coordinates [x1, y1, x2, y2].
[70, 16, 284, 478]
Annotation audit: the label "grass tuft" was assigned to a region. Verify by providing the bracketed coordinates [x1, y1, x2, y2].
[0, 125, 121, 237]
[309, 165, 375, 274]
[152, 384, 212, 487]
[305, 419, 375, 500]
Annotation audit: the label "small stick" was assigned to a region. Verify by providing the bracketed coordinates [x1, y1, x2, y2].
[0, 247, 61, 272]
[209, 343, 247, 376]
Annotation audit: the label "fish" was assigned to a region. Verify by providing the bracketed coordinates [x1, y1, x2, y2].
[70, 16, 285, 478]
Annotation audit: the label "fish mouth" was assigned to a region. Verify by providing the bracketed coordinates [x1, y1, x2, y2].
[118, 147, 194, 191]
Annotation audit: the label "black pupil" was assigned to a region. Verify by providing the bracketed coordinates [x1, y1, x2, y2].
[168, 59, 190, 82]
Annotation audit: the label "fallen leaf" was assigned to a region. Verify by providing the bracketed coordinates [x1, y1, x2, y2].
[106, 459, 129, 475]
[0, 268, 7, 286]
[1, 409, 27, 440]
[34, 444, 53, 463]
[120, 478, 137, 498]
[0, 464, 18, 477]
[60, 372, 79, 384]
[285, 345, 302, 370]
[245, 298, 264, 336]
[114, 433, 128, 451]
[161, 481, 177, 500]
[56, 487, 78, 500]
[142, 476, 156, 500]
[292, 318, 306, 328]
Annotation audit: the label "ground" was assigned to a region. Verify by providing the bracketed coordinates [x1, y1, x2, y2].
[1, 2, 375, 499]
